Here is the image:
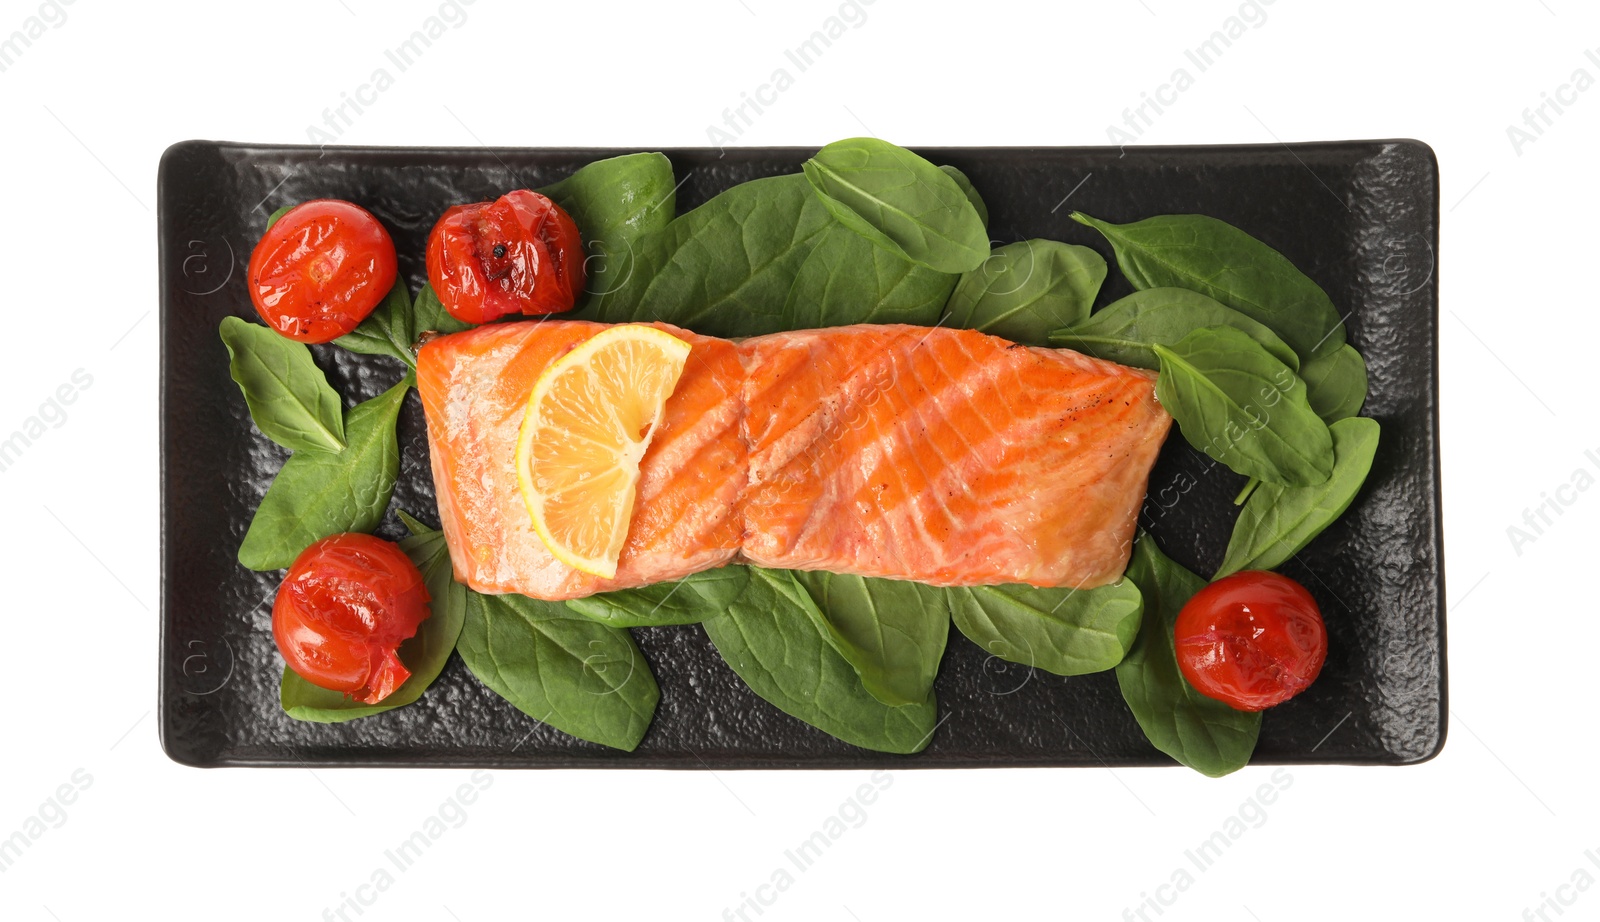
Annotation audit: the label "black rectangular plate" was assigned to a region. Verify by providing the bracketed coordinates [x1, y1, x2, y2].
[158, 141, 1444, 769]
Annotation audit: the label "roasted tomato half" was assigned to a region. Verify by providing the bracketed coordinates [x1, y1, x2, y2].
[1174, 570, 1327, 712]
[425, 189, 585, 324]
[247, 199, 398, 343]
[271, 533, 431, 704]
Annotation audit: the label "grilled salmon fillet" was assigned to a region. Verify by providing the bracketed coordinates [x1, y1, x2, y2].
[417, 320, 1170, 600]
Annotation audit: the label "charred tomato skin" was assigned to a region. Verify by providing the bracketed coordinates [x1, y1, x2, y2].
[271, 533, 431, 704]
[425, 189, 585, 324]
[1173, 570, 1327, 712]
[247, 199, 398, 343]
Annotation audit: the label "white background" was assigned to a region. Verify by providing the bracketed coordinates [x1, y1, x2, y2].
[0, 0, 1593, 919]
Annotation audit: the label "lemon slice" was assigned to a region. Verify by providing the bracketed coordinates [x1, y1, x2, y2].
[515, 325, 692, 578]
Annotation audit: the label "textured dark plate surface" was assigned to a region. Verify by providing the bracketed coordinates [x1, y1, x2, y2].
[158, 141, 1444, 769]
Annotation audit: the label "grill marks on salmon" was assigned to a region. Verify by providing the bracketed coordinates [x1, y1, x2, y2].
[740, 325, 1170, 587]
[417, 320, 1171, 601]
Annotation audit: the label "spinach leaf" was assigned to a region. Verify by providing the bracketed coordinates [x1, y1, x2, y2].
[219, 316, 346, 453]
[1049, 287, 1299, 371]
[782, 224, 956, 329]
[265, 204, 293, 228]
[237, 375, 409, 570]
[585, 173, 820, 332]
[790, 572, 950, 708]
[1116, 536, 1260, 777]
[1071, 212, 1345, 360]
[335, 280, 475, 369]
[280, 525, 467, 722]
[938, 164, 988, 229]
[1154, 327, 1333, 486]
[564, 566, 751, 627]
[396, 508, 434, 537]
[1299, 344, 1368, 422]
[702, 567, 938, 754]
[943, 240, 1105, 345]
[411, 282, 473, 338]
[541, 152, 677, 307]
[1217, 416, 1381, 577]
[333, 277, 422, 367]
[803, 138, 989, 274]
[586, 174, 950, 335]
[541, 151, 676, 248]
[949, 580, 1142, 677]
[457, 590, 659, 751]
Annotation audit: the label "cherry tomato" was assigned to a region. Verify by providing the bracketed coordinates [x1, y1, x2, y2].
[271, 533, 431, 704]
[425, 189, 585, 324]
[1173, 570, 1327, 712]
[248, 199, 398, 343]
